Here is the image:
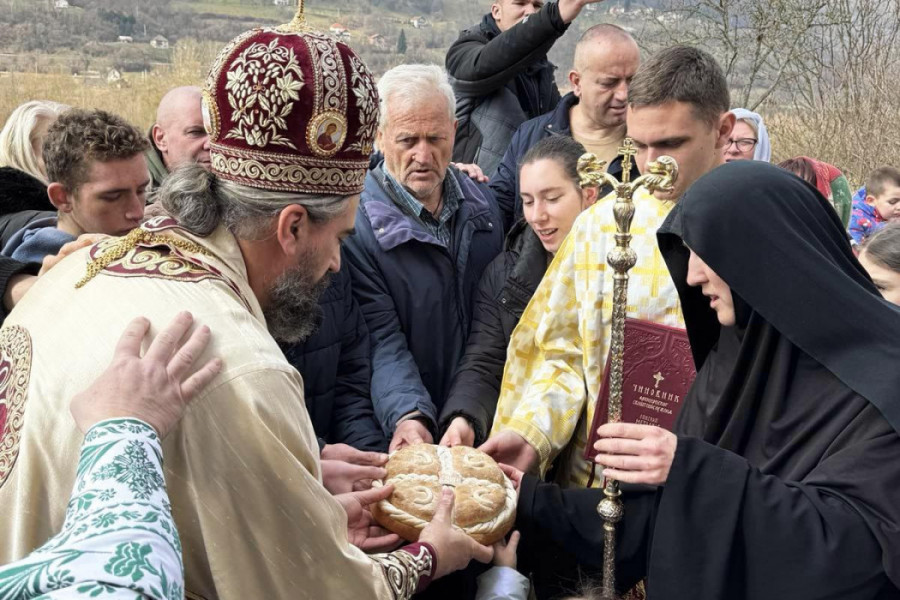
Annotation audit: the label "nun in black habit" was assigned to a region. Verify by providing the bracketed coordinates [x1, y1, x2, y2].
[511, 161, 900, 599]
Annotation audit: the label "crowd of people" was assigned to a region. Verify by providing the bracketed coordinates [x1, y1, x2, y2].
[0, 0, 898, 598]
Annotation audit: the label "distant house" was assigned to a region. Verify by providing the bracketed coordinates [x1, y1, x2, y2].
[273, 0, 291, 4]
[117, 36, 133, 44]
[409, 16, 429, 29]
[150, 35, 169, 49]
[54, 0, 69, 8]
[368, 33, 387, 50]
[329, 23, 348, 35]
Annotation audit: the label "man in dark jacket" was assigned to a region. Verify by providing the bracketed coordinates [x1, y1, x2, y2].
[490, 23, 641, 228]
[345, 64, 503, 452]
[281, 258, 388, 454]
[0, 166, 54, 248]
[447, 0, 606, 175]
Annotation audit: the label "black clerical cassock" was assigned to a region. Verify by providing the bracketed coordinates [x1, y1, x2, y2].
[515, 162, 900, 600]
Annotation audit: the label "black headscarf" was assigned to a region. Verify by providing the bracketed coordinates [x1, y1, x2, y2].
[657, 160, 900, 589]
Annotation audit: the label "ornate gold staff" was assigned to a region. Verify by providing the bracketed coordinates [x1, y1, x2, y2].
[577, 139, 678, 600]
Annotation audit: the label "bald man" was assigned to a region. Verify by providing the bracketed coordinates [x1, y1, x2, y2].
[146, 86, 210, 187]
[486, 24, 642, 229]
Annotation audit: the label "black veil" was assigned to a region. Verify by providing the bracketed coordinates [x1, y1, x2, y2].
[656, 160, 900, 591]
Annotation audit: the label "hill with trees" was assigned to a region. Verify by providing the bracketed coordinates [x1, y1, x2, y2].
[0, 0, 897, 182]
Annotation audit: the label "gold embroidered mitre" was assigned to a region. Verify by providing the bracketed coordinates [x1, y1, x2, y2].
[201, 3, 379, 195]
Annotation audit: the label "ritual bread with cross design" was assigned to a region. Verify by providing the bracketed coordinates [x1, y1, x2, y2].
[371, 444, 517, 545]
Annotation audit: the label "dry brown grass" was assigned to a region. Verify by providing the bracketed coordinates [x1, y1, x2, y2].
[0, 40, 221, 131]
[768, 91, 900, 187]
[2, 32, 895, 189]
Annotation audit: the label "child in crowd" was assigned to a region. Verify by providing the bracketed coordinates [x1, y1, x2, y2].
[858, 224, 900, 305]
[849, 166, 900, 245]
[476, 531, 529, 600]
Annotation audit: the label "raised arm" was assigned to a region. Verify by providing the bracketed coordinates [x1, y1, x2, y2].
[446, 2, 568, 97]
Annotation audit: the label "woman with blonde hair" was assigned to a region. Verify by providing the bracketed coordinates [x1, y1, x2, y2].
[0, 100, 69, 247]
[0, 99, 68, 184]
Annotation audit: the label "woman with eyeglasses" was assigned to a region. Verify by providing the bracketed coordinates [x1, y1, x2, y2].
[723, 108, 771, 162]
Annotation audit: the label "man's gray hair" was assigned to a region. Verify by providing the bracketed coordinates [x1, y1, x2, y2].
[377, 64, 456, 130]
[158, 164, 349, 240]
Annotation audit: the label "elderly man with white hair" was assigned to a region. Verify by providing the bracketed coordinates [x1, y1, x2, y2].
[345, 64, 503, 453]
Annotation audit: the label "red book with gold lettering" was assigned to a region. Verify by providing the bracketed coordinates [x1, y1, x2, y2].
[583, 318, 696, 462]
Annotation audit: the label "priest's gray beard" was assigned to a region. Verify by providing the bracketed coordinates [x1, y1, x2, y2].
[264, 263, 331, 344]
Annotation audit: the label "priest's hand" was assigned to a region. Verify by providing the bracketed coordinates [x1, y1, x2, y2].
[480, 431, 539, 474]
[336, 485, 403, 553]
[419, 488, 494, 579]
[439, 416, 476, 447]
[70, 312, 223, 438]
[321, 459, 387, 494]
[593, 423, 677, 485]
[390, 419, 433, 452]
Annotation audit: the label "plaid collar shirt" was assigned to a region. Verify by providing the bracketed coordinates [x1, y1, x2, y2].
[379, 164, 463, 247]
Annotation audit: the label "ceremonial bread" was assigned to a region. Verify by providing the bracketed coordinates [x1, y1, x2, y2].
[371, 443, 517, 545]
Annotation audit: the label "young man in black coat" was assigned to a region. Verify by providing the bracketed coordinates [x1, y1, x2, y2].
[447, 0, 606, 175]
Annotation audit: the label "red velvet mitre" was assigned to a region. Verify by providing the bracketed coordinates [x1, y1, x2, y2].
[201, 19, 379, 196]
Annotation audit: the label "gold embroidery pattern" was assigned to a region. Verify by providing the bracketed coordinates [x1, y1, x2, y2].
[80, 230, 252, 310]
[141, 215, 181, 233]
[224, 39, 305, 149]
[312, 35, 346, 113]
[204, 28, 259, 111]
[347, 53, 377, 155]
[201, 89, 220, 141]
[211, 152, 366, 193]
[77, 229, 212, 289]
[371, 544, 434, 600]
[0, 325, 32, 489]
[105, 247, 214, 282]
